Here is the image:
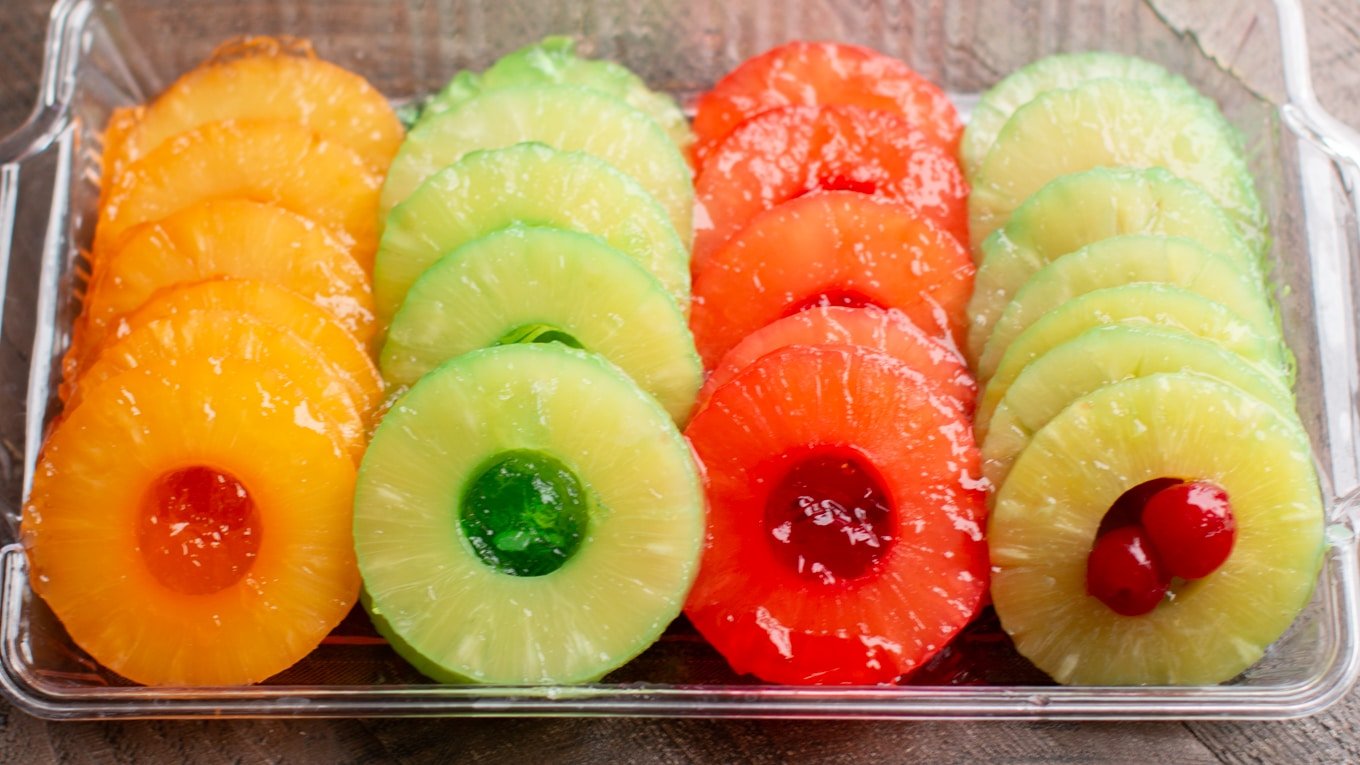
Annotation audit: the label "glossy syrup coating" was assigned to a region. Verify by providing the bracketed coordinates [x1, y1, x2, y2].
[692, 105, 969, 265]
[104, 43, 402, 181]
[94, 119, 383, 269]
[696, 305, 973, 414]
[1142, 480, 1237, 580]
[690, 190, 973, 368]
[684, 344, 988, 685]
[1085, 526, 1169, 617]
[85, 199, 375, 344]
[24, 355, 359, 686]
[691, 40, 961, 168]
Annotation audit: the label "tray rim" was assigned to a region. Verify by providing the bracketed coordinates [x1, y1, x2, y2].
[2, 0, 1360, 721]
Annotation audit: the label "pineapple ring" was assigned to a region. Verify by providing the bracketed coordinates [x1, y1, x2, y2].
[965, 167, 1261, 362]
[374, 143, 690, 324]
[94, 119, 383, 269]
[989, 373, 1325, 686]
[104, 44, 402, 179]
[71, 310, 368, 464]
[355, 344, 704, 684]
[86, 199, 375, 345]
[695, 305, 973, 414]
[381, 84, 693, 244]
[683, 344, 989, 684]
[982, 325, 1296, 491]
[64, 280, 382, 421]
[968, 79, 1267, 256]
[959, 52, 1195, 178]
[975, 283, 1290, 438]
[23, 356, 359, 686]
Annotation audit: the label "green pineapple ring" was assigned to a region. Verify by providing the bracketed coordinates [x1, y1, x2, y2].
[420, 36, 692, 153]
[965, 166, 1265, 363]
[374, 143, 690, 324]
[354, 343, 704, 684]
[976, 283, 1291, 440]
[975, 234, 1281, 381]
[380, 225, 702, 424]
[381, 84, 693, 245]
[968, 78, 1267, 258]
[960, 52, 1197, 178]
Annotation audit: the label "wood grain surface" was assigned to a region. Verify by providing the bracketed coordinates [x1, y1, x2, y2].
[1, 1, 1359, 763]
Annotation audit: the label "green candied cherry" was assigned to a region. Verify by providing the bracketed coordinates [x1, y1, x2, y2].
[460, 449, 589, 578]
[354, 344, 704, 685]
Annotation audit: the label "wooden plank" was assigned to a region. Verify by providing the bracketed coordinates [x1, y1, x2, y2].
[351, 717, 1224, 765]
[1185, 691, 1360, 765]
[0, 1, 49, 137]
[1150, 0, 1360, 125]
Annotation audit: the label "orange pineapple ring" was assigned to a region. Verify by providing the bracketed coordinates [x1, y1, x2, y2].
[103, 44, 402, 180]
[64, 280, 382, 419]
[23, 355, 359, 686]
[98, 106, 145, 205]
[86, 199, 375, 344]
[94, 119, 382, 269]
[71, 310, 368, 464]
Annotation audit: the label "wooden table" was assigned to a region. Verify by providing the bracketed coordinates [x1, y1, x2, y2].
[1, 1, 1359, 762]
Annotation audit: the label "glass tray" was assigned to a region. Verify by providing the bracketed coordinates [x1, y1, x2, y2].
[1, 0, 1358, 720]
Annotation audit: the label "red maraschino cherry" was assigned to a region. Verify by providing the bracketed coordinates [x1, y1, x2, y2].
[1086, 525, 1170, 616]
[1142, 480, 1236, 580]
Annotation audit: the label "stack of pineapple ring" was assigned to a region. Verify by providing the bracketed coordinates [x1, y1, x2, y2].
[963, 52, 1324, 685]
[354, 38, 707, 685]
[23, 37, 400, 686]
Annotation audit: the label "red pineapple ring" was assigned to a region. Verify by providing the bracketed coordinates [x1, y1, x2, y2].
[692, 105, 970, 267]
[690, 190, 975, 369]
[695, 305, 974, 415]
[683, 344, 989, 685]
[691, 40, 962, 169]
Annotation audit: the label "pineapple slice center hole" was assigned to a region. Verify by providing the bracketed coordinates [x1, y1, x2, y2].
[783, 288, 880, 317]
[495, 323, 584, 350]
[795, 174, 879, 197]
[763, 446, 895, 585]
[1096, 477, 1183, 539]
[138, 465, 262, 596]
[460, 449, 588, 577]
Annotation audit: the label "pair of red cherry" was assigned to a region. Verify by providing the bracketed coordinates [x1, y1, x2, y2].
[1086, 479, 1237, 616]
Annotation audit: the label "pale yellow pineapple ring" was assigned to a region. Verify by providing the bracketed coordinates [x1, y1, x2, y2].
[990, 373, 1325, 686]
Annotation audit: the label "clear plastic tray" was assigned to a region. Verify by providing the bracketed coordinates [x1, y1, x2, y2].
[1, 0, 1359, 721]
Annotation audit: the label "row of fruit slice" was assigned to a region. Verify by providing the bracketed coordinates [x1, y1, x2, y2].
[963, 53, 1324, 685]
[679, 42, 990, 684]
[23, 38, 400, 685]
[353, 39, 709, 684]
[17, 35, 1330, 691]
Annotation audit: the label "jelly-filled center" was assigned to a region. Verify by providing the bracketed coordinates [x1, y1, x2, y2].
[815, 174, 879, 196]
[138, 466, 262, 596]
[783, 288, 880, 317]
[763, 447, 895, 585]
[495, 323, 584, 350]
[460, 449, 588, 577]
